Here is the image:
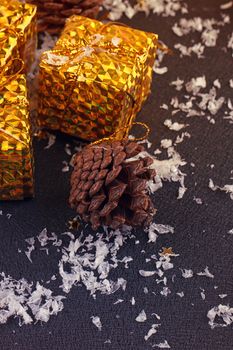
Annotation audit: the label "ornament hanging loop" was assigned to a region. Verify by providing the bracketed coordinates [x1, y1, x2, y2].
[90, 121, 150, 146]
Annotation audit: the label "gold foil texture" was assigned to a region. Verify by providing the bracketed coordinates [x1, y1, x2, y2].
[0, 0, 36, 200]
[39, 16, 158, 141]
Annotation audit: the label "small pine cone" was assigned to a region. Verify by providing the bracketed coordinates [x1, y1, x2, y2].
[69, 140, 156, 230]
[29, 0, 103, 34]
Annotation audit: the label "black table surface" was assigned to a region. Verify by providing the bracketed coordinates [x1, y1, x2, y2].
[1, 0, 233, 349]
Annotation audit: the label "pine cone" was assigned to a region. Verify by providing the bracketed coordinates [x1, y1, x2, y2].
[29, 0, 103, 34]
[69, 140, 156, 230]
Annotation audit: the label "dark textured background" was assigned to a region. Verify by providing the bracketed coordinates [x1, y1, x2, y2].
[1, 0, 233, 349]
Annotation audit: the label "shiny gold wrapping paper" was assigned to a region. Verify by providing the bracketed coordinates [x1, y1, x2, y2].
[0, 0, 36, 200]
[39, 16, 158, 141]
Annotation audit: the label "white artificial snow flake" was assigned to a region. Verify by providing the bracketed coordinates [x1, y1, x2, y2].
[219, 294, 228, 299]
[161, 139, 173, 149]
[200, 289, 206, 300]
[177, 186, 187, 199]
[180, 269, 193, 278]
[229, 79, 233, 88]
[177, 291, 184, 298]
[154, 340, 171, 348]
[170, 78, 184, 91]
[113, 299, 124, 305]
[186, 76, 206, 95]
[209, 179, 233, 200]
[164, 119, 187, 131]
[160, 104, 169, 110]
[160, 287, 171, 297]
[193, 197, 203, 204]
[44, 134, 56, 149]
[146, 223, 175, 243]
[135, 310, 147, 322]
[91, 316, 102, 331]
[139, 270, 156, 277]
[25, 246, 35, 263]
[227, 33, 233, 55]
[228, 229, 233, 234]
[152, 313, 161, 320]
[130, 297, 136, 305]
[207, 304, 233, 329]
[62, 161, 69, 173]
[213, 79, 221, 89]
[154, 67, 168, 75]
[37, 228, 50, 247]
[197, 266, 214, 278]
[149, 223, 174, 235]
[220, 1, 233, 9]
[64, 144, 72, 156]
[144, 324, 160, 341]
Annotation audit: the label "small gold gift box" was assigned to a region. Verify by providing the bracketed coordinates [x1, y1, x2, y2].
[0, 0, 36, 200]
[39, 16, 158, 141]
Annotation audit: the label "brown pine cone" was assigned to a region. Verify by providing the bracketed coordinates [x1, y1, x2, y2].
[29, 0, 103, 34]
[69, 140, 156, 230]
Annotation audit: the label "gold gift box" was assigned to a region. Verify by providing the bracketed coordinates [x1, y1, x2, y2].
[0, 0, 36, 200]
[39, 16, 158, 141]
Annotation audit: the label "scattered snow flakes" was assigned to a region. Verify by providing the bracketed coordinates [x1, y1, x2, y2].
[220, 1, 233, 9]
[135, 309, 147, 322]
[164, 119, 187, 131]
[172, 16, 230, 56]
[176, 291, 184, 298]
[209, 179, 233, 200]
[103, 0, 188, 22]
[144, 324, 160, 341]
[180, 269, 193, 278]
[139, 270, 156, 277]
[207, 304, 233, 329]
[197, 266, 214, 278]
[59, 227, 130, 295]
[145, 148, 187, 198]
[153, 340, 171, 348]
[91, 316, 102, 331]
[153, 40, 169, 75]
[0, 273, 65, 325]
